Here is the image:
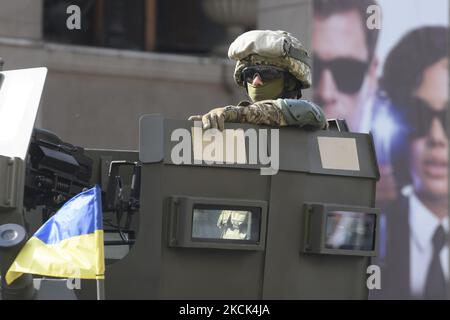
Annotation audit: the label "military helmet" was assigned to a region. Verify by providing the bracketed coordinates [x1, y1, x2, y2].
[228, 30, 311, 89]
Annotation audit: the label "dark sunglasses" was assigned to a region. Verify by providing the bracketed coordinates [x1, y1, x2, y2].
[403, 97, 448, 138]
[313, 57, 370, 94]
[241, 66, 286, 84]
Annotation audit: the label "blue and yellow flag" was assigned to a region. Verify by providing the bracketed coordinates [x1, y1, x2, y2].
[6, 186, 105, 285]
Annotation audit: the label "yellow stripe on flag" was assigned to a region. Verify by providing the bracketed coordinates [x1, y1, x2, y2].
[6, 230, 104, 285]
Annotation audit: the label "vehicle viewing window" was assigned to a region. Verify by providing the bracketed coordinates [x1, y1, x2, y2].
[192, 206, 261, 243]
[325, 211, 376, 251]
[168, 196, 267, 251]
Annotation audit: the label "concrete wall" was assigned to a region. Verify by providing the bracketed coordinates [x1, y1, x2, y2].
[0, 1, 244, 150]
[0, 0, 42, 40]
[0, 0, 313, 150]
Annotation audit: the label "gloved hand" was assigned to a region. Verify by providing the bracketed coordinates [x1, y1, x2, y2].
[188, 101, 287, 130]
[188, 107, 235, 131]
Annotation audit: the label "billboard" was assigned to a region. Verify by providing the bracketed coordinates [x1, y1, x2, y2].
[312, 0, 449, 299]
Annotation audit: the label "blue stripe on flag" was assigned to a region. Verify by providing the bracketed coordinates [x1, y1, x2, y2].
[34, 185, 103, 245]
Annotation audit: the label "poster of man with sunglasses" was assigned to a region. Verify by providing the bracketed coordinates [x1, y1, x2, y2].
[312, 0, 449, 299]
[375, 26, 449, 300]
[312, 0, 379, 134]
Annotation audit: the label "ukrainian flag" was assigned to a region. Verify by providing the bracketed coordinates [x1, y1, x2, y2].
[6, 185, 105, 285]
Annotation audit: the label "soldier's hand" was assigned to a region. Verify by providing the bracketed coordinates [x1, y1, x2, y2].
[188, 107, 227, 131]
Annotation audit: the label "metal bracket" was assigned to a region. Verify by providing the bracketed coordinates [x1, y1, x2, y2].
[0, 156, 21, 211]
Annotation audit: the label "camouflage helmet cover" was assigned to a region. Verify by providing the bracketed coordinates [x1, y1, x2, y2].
[228, 30, 311, 89]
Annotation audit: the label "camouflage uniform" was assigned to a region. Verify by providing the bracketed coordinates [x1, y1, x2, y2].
[194, 99, 327, 131]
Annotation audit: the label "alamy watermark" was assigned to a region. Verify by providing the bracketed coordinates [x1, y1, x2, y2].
[66, 5, 81, 30]
[66, 3, 381, 32]
[66, 263, 81, 290]
[366, 5, 382, 30]
[32, 265, 82, 291]
[170, 121, 280, 175]
[367, 264, 381, 290]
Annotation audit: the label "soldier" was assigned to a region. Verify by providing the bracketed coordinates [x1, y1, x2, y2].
[190, 30, 328, 241]
[188, 30, 328, 131]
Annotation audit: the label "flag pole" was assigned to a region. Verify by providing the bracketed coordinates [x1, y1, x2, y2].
[96, 278, 105, 300]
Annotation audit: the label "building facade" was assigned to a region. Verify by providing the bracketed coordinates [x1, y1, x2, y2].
[0, 0, 311, 150]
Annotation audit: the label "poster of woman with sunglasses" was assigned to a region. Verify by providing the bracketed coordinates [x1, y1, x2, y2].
[312, 0, 449, 299]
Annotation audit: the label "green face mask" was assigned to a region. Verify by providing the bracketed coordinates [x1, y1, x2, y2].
[247, 77, 284, 102]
